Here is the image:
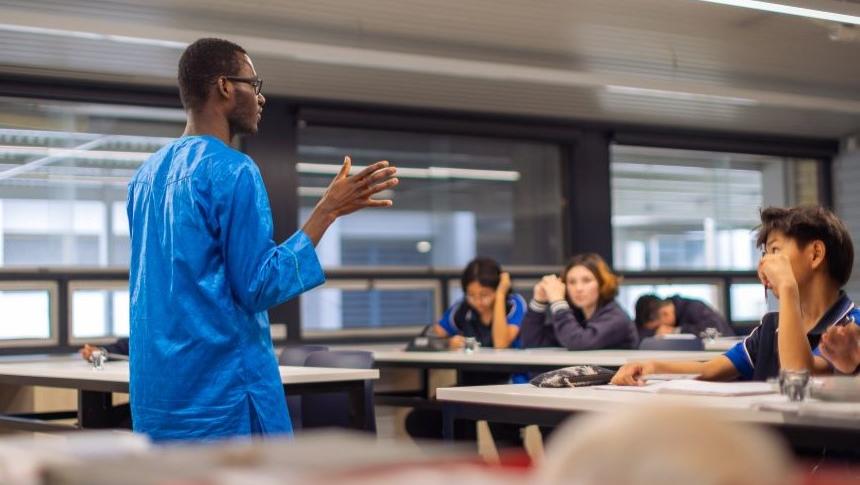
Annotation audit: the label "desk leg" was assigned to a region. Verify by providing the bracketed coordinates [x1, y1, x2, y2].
[78, 390, 113, 429]
[442, 404, 455, 441]
[347, 381, 368, 431]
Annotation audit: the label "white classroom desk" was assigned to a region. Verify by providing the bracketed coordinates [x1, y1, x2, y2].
[0, 358, 378, 432]
[436, 383, 860, 451]
[352, 345, 719, 373]
[704, 337, 744, 352]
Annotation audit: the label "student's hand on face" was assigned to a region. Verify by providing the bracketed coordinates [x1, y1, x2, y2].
[497, 272, 512, 296]
[758, 253, 797, 298]
[533, 281, 548, 303]
[542, 275, 566, 302]
[449, 335, 466, 350]
[317, 157, 399, 218]
[610, 362, 653, 386]
[820, 324, 860, 374]
[655, 325, 675, 336]
[79, 344, 95, 361]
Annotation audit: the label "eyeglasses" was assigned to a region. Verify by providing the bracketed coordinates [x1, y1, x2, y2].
[224, 76, 263, 95]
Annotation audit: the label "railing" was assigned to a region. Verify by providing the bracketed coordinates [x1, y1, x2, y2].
[0, 267, 762, 353]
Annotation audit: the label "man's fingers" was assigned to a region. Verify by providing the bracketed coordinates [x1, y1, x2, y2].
[365, 199, 394, 208]
[365, 166, 398, 184]
[359, 178, 399, 198]
[336, 156, 352, 180]
[354, 160, 390, 180]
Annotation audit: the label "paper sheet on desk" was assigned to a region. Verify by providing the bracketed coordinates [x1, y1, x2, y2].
[594, 380, 776, 397]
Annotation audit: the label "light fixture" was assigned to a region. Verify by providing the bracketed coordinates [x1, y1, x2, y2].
[0, 23, 187, 49]
[296, 163, 520, 182]
[606, 85, 759, 106]
[694, 0, 860, 26]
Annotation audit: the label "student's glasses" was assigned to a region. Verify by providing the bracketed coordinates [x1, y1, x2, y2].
[225, 76, 263, 95]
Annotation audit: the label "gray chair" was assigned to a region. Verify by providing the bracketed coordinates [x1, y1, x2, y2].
[279, 345, 328, 429]
[638, 336, 704, 351]
[301, 350, 376, 433]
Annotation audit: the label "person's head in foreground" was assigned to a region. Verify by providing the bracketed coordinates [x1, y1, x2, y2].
[539, 405, 795, 485]
[178, 37, 264, 138]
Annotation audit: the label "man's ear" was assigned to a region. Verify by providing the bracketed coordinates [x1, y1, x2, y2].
[215, 76, 231, 100]
[809, 240, 826, 270]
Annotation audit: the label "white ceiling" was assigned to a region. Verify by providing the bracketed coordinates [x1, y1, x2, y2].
[1, 0, 859, 138]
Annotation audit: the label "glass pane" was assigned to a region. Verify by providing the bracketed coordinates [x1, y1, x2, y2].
[616, 283, 722, 320]
[0, 290, 50, 340]
[0, 96, 184, 268]
[72, 288, 129, 339]
[297, 126, 564, 269]
[301, 286, 435, 332]
[611, 145, 819, 271]
[730, 283, 769, 323]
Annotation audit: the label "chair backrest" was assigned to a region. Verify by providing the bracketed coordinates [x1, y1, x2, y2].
[279, 345, 329, 366]
[278, 345, 328, 430]
[301, 350, 376, 432]
[638, 336, 704, 351]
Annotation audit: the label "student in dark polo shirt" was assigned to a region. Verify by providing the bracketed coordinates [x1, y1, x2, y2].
[613, 205, 860, 385]
[634, 294, 735, 339]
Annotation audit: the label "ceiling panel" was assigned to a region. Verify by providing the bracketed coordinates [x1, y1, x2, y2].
[1, 0, 859, 137]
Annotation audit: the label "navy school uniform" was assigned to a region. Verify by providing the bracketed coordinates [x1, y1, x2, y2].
[437, 293, 528, 384]
[405, 293, 528, 442]
[724, 292, 860, 380]
[521, 299, 639, 350]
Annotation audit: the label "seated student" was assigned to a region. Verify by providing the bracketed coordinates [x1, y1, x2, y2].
[634, 294, 735, 339]
[407, 257, 526, 442]
[433, 257, 526, 351]
[522, 253, 638, 350]
[612, 206, 860, 385]
[79, 337, 129, 361]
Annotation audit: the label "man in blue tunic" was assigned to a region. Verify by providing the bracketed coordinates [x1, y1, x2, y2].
[127, 38, 398, 442]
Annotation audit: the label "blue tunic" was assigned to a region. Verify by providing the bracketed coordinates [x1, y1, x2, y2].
[127, 135, 325, 442]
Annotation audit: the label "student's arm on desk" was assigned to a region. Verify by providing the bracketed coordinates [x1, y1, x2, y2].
[610, 356, 739, 386]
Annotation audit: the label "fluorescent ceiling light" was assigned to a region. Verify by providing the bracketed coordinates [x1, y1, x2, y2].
[695, 0, 860, 25]
[606, 85, 759, 106]
[297, 163, 520, 182]
[0, 146, 152, 162]
[0, 23, 187, 49]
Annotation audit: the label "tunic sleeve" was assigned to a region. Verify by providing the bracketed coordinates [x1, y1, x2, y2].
[215, 160, 325, 313]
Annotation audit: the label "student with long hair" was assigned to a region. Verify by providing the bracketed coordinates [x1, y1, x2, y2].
[522, 253, 638, 350]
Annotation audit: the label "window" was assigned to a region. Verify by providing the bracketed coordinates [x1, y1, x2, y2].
[70, 282, 129, 341]
[0, 96, 182, 343]
[0, 281, 58, 345]
[297, 125, 564, 333]
[301, 279, 441, 335]
[0, 96, 185, 268]
[611, 145, 821, 271]
[616, 282, 723, 320]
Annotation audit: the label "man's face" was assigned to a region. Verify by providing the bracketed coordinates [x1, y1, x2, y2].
[226, 54, 265, 136]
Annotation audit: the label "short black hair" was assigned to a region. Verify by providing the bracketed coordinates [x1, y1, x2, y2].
[461, 257, 502, 292]
[177, 38, 247, 111]
[756, 205, 854, 287]
[634, 294, 670, 327]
